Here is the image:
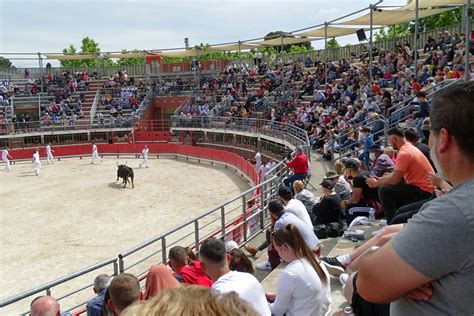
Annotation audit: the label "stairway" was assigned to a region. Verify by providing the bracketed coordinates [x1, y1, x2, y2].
[76, 80, 106, 124]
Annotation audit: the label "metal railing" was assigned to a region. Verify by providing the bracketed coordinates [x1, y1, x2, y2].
[170, 115, 310, 149]
[89, 88, 101, 124]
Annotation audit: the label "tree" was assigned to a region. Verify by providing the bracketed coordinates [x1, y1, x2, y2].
[327, 38, 340, 49]
[0, 57, 13, 69]
[60, 37, 112, 68]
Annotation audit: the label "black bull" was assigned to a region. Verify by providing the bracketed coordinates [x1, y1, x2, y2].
[117, 165, 134, 188]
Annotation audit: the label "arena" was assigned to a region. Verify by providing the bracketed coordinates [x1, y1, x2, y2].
[0, 156, 250, 312]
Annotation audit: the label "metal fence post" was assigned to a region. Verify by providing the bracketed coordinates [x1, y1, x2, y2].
[113, 260, 118, 276]
[242, 195, 247, 242]
[260, 183, 266, 230]
[194, 220, 200, 253]
[161, 237, 167, 263]
[118, 256, 124, 273]
[220, 206, 226, 239]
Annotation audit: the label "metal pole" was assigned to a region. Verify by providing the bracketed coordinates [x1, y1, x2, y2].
[38, 52, 44, 94]
[280, 35, 284, 65]
[414, 0, 419, 80]
[369, 4, 374, 86]
[324, 22, 328, 85]
[465, 0, 472, 81]
[238, 41, 242, 68]
[143, 50, 147, 79]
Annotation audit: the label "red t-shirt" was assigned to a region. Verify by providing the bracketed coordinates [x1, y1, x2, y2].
[287, 153, 309, 174]
[177, 260, 212, 287]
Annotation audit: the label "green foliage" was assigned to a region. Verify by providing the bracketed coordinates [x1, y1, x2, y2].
[327, 38, 340, 49]
[61, 37, 110, 68]
[0, 57, 13, 69]
[375, 24, 411, 41]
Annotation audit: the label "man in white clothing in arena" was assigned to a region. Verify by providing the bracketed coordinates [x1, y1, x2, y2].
[46, 143, 54, 164]
[32, 149, 41, 176]
[2, 147, 12, 170]
[139, 145, 149, 168]
[91, 142, 100, 164]
[254, 151, 262, 173]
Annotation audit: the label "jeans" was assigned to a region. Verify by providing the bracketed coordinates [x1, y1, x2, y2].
[283, 172, 307, 191]
[416, 117, 426, 141]
[379, 183, 433, 222]
[389, 196, 434, 225]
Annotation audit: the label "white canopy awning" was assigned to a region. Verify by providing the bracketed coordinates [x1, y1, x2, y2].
[104, 53, 144, 59]
[337, 7, 451, 26]
[250, 37, 313, 47]
[298, 26, 367, 38]
[45, 54, 97, 60]
[211, 43, 261, 52]
[405, 0, 467, 9]
[156, 49, 200, 58]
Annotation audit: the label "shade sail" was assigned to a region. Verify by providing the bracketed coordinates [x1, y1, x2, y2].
[337, 7, 451, 26]
[104, 53, 144, 59]
[211, 43, 261, 51]
[250, 37, 313, 47]
[405, 0, 467, 9]
[298, 26, 366, 38]
[156, 49, 200, 58]
[45, 54, 97, 60]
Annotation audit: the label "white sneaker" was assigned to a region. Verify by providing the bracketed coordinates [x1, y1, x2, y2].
[380, 219, 388, 226]
[339, 273, 349, 287]
[256, 260, 271, 271]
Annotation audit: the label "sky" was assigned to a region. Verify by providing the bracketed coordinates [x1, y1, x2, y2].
[0, 0, 407, 67]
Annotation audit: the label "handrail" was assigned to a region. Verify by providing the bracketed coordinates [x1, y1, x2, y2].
[89, 88, 101, 124]
[0, 258, 118, 307]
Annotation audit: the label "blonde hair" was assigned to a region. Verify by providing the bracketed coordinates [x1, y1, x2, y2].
[292, 180, 305, 193]
[122, 285, 258, 316]
[384, 146, 395, 157]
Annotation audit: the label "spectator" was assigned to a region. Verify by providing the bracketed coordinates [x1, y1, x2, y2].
[199, 238, 270, 316]
[341, 159, 380, 224]
[324, 170, 351, 200]
[108, 273, 140, 315]
[369, 144, 395, 177]
[86, 274, 111, 316]
[277, 185, 312, 230]
[266, 224, 331, 316]
[30, 296, 71, 316]
[144, 264, 180, 300]
[229, 248, 254, 274]
[356, 80, 474, 315]
[366, 127, 434, 222]
[359, 126, 374, 170]
[283, 147, 309, 190]
[269, 200, 321, 255]
[292, 180, 317, 215]
[168, 245, 212, 287]
[404, 128, 434, 169]
[312, 180, 343, 226]
[415, 91, 430, 141]
[122, 285, 258, 316]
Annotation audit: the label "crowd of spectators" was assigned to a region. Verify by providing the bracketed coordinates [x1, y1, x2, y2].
[40, 71, 91, 126]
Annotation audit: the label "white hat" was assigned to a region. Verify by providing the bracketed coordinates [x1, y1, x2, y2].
[225, 240, 239, 253]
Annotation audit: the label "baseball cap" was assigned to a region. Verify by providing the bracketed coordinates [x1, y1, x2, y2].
[369, 144, 382, 152]
[225, 240, 239, 253]
[320, 179, 335, 190]
[324, 170, 339, 179]
[344, 158, 360, 170]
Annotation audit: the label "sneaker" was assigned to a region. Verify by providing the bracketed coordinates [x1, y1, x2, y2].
[244, 244, 258, 257]
[339, 273, 349, 287]
[379, 219, 388, 226]
[256, 260, 271, 271]
[321, 257, 345, 276]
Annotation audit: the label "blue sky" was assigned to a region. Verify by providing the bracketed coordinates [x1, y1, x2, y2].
[0, 0, 406, 67]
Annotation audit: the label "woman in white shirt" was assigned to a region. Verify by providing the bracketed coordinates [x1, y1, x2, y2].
[267, 224, 331, 316]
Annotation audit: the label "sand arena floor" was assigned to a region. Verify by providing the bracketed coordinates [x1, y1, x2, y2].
[0, 156, 250, 313]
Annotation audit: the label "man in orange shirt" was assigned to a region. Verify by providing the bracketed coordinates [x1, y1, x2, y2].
[367, 127, 434, 222]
